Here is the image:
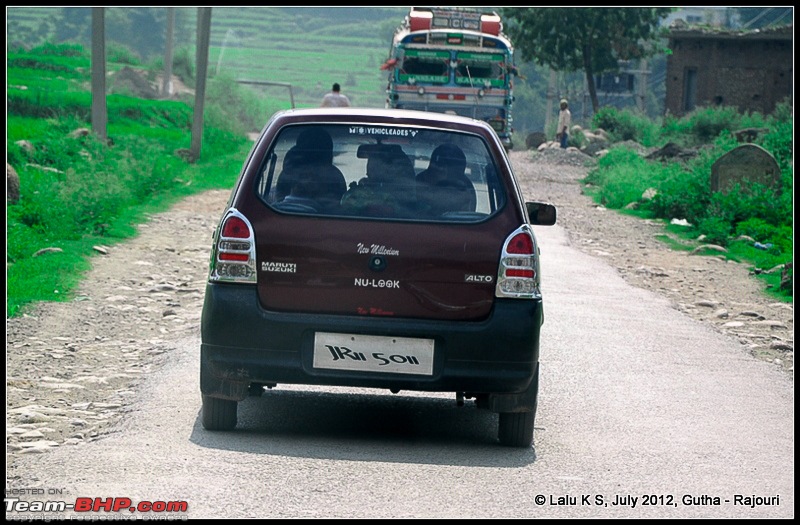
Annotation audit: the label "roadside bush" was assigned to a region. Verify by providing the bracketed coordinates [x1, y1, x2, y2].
[7, 139, 28, 168]
[761, 101, 793, 175]
[107, 42, 141, 65]
[736, 218, 793, 255]
[590, 107, 662, 146]
[62, 166, 133, 235]
[696, 216, 732, 246]
[170, 46, 195, 87]
[736, 217, 778, 242]
[204, 74, 277, 136]
[8, 111, 189, 247]
[585, 148, 664, 208]
[682, 106, 743, 145]
[108, 95, 192, 129]
[591, 107, 642, 142]
[7, 42, 88, 74]
[37, 41, 85, 56]
[567, 127, 585, 149]
[114, 137, 185, 202]
[17, 116, 104, 170]
[708, 182, 785, 226]
[645, 163, 709, 222]
[7, 89, 91, 119]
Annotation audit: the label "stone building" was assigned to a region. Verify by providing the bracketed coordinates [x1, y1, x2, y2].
[664, 22, 793, 117]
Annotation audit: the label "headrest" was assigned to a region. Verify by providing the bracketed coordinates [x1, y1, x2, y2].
[430, 143, 466, 169]
[357, 143, 405, 159]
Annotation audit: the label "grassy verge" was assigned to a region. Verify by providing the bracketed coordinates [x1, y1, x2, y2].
[6, 43, 256, 317]
[581, 105, 793, 302]
[6, 136, 251, 317]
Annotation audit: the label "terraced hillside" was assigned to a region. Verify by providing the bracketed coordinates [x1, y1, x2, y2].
[6, 7, 408, 108]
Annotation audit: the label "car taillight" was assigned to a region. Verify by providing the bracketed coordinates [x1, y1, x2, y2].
[495, 225, 540, 298]
[209, 209, 256, 283]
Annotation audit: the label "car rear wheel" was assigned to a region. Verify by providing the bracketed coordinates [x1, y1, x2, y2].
[498, 410, 534, 447]
[202, 395, 237, 430]
[497, 363, 538, 447]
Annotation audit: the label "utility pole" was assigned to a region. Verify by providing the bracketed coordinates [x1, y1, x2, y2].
[91, 7, 107, 142]
[162, 7, 175, 97]
[544, 69, 556, 135]
[637, 59, 648, 113]
[190, 7, 212, 162]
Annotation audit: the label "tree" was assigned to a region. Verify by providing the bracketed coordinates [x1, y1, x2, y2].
[105, 7, 165, 60]
[56, 7, 92, 45]
[501, 7, 672, 113]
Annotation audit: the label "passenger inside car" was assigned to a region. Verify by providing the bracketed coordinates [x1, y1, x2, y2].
[276, 163, 324, 212]
[416, 143, 477, 217]
[274, 128, 347, 213]
[340, 143, 417, 218]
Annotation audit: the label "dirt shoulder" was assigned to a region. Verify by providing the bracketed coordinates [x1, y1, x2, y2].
[6, 151, 792, 473]
[512, 148, 793, 372]
[6, 191, 228, 465]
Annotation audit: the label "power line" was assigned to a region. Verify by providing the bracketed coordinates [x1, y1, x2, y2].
[741, 7, 774, 28]
[770, 8, 793, 26]
[740, 7, 793, 29]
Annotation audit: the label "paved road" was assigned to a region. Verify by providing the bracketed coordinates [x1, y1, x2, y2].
[6, 224, 793, 519]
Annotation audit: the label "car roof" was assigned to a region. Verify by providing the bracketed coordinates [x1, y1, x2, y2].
[273, 107, 497, 134]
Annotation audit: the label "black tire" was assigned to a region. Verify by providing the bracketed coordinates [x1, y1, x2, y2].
[248, 383, 265, 397]
[201, 395, 237, 430]
[498, 363, 538, 447]
[498, 411, 535, 447]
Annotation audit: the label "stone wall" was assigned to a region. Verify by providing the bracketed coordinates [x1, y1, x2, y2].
[665, 25, 792, 116]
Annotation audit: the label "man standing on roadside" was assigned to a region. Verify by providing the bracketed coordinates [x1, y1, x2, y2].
[321, 83, 351, 107]
[557, 98, 571, 149]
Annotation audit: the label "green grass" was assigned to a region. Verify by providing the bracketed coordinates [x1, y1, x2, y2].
[582, 105, 793, 302]
[653, 234, 695, 253]
[6, 42, 257, 317]
[6, 240, 94, 311]
[6, 139, 250, 318]
[632, 205, 793, 303]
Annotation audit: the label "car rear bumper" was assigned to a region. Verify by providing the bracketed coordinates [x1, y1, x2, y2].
[200, 283, 542, 404]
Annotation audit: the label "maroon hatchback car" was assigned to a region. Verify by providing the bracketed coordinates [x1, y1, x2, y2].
[200, 108, 556, 447]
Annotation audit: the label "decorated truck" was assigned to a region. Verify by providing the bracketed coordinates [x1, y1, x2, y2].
[382, 6, 517, 149]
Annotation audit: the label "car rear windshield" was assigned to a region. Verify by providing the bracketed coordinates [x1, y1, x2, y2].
[254, 124, 507, 222]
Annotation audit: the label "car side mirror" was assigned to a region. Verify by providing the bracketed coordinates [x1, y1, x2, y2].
[525, 201, 557, 226]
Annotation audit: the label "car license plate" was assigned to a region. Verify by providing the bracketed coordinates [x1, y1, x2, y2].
[313, 332, 434, 375]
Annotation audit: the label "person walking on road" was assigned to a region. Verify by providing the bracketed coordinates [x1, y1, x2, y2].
[557, 98, 571, 149]
[321, 83, 351, 107]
